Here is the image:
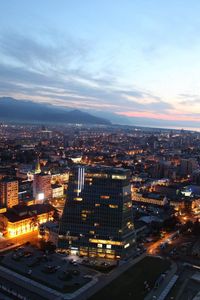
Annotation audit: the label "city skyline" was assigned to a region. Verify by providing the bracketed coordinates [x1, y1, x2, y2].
[1, 1, 200, 129]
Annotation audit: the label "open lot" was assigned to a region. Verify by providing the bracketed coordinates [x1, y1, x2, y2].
[0, 245, 97, 293]
[89, 256, 171, 300]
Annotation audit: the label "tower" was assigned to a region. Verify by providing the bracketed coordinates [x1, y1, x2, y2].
[58, 166, 135, 259]
[0, 178, 19, 208]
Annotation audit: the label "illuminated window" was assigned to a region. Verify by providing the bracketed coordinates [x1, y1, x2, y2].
[100, 195, 110, 199]
[89, 239, 123, 246]
[97, 244, 102, 248]
[74, 197, 83, 201]
[106, 244, 112, 249]
[106, 250, 113, 254]
[112, 175, 127, 180]
[109, 204, 118, 209]
[86, 173, 108, 178]
[95, 203, 100, 207]
[85, 178, 93, 182]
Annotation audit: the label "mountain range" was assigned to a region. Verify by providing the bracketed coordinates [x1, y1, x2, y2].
[0, 97, 111, 125]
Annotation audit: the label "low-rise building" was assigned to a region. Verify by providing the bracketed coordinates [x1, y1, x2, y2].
[0, 204, 55, 237]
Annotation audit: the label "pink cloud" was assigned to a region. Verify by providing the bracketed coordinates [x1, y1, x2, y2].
[116, 111, 200, 122]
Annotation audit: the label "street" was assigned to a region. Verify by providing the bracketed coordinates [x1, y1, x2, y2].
[0, 231, 39, 250]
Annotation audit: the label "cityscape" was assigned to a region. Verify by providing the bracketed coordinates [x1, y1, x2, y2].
[0, 1, 200, 300]
[0, 124, 199, 299]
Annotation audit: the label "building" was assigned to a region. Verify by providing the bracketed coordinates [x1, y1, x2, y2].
[33, 173, 52, 202]
[39, 221, 59, 245]
[0, 204, 54, 237]
[132, 191, 185, 211]
[0, 178, 19, 208]
[51, 184, 64, 199]
[180, 158, 199, 176]
[58, 166, 136, 259]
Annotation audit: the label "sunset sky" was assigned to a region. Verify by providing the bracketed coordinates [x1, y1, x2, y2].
[1, 1, 200, 128]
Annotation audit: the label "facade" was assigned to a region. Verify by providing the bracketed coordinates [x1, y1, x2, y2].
[0, 178, 19, 208]
[132, 191, 185, 210]
[52, 184, 64, 198]
[180, 158, 199, 176]
[58, 166, 136, 259]
[0, 204, 54, 237]
[33, 173, 52, 201]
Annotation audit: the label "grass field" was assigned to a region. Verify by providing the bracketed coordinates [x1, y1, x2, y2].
[89, 256, 171, 300]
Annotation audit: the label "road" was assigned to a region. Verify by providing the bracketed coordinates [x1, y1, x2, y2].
[147, 231, 178, 255]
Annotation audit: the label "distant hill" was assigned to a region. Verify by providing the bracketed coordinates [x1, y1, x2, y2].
[0, 97, 111, 125]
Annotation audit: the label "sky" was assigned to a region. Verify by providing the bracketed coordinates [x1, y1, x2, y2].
[1, 0, 200, 129]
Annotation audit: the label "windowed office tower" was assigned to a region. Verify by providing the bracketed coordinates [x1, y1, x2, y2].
[58, 166, 135, 259]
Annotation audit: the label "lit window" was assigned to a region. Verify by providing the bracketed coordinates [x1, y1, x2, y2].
[100, 195, 110, 199]
[74, 197, 83, 201]
[109, 204, 118, 209]
[95, 203, 100, 207]
[85, 178, 93, 182]
[89, 238, 123, 246]
[106, 244, 112, 249]
[112, 175, 127, 180]
[127, 221, 134, 229]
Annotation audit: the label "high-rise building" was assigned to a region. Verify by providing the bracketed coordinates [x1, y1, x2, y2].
[180, 158, 199, 176]
[0, 178, 19, 208]
[58, 166, 135, 259]
[33, 173, 52, 202]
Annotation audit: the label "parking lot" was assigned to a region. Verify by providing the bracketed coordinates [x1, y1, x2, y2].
[0, 245, 98, 293]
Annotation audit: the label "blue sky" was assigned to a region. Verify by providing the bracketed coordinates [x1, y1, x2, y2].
[1, 0, 200, 128]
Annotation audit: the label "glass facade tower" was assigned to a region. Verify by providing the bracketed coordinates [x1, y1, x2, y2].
[58, 166, 135, 259]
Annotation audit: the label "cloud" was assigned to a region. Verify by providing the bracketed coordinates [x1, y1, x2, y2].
[178, 93, 200, 105]
[0, 31, 88, 72]
[116, 111, 200, 122]
[0, 31, 170, 112]
[1, 30, 196, 128]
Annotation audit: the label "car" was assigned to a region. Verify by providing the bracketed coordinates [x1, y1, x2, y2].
[72, 269, 80, 275]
